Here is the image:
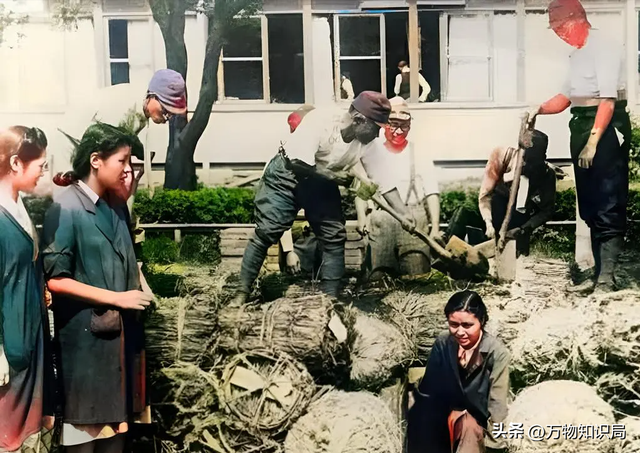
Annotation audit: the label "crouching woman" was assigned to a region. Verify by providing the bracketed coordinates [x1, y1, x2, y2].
[407, 290, 510, 453]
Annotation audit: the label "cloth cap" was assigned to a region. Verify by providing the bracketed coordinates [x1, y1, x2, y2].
[548, 0, 588, 27]
[351, 91, 391, 124]
[147, 69, 187, 115]
[389, 96, 411, 121]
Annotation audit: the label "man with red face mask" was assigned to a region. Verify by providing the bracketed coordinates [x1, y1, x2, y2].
[359, 96, 441, 277]
[529, 0, 631, 293]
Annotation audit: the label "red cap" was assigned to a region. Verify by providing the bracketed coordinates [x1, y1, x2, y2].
[548, 0, 588, 27]
[288, 112, 302, 133]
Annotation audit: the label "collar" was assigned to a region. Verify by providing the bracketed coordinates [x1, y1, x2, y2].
[77, 180, 100, 205]
[402, 66, 410, 73]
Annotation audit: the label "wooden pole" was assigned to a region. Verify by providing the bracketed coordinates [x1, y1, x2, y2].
[408, 0, 419, 103]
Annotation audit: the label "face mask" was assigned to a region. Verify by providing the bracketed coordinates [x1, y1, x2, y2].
[341, 114, 380, 145]
[384, 123, 410, 149]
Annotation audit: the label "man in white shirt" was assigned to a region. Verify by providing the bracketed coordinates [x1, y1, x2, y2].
[529, 0, 631, 293]
[233, 92, 392, 304]
[394, 61, 431, 103]
[359, 97, 441, 277]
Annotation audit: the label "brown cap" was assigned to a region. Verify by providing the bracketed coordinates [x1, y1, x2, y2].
[351, 91, 391, 124]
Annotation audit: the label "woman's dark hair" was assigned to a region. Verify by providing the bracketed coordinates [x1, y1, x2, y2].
[54, 122, 143, 187]
[0, 126, 48, 175]
[444, 290, 489, 327]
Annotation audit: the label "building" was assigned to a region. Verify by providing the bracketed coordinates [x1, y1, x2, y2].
[0, 0, 637, 187]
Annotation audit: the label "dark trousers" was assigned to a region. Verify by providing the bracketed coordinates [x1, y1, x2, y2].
[569, 101, 631, 242]
[239, 154, 346, 296]
[447, 196, 531, 255]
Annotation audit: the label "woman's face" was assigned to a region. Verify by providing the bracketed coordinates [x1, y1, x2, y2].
[14, 151, 47, 194]
[95, 146, 132, 192]
[448, 311, 482, 349]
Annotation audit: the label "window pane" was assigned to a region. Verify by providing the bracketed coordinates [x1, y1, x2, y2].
[419, 11, 441, 102]
[447, 59, 490, 100]
[224, 61, 263, 100]
[224, 18, 262, 58]
[340, 60, 382, 97]
[109, 19, 129, 59]
[339, 16, 381, 57]
[268, 14, 305, 103]
[384, 12, 409, 97]
[110, 62, 130, 85]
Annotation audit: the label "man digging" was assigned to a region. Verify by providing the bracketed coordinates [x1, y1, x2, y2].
[530, 0, 631, 293]
[358, 96, 442, 279]
[447, 130, 557, 257]
[231, 92, 395, 305]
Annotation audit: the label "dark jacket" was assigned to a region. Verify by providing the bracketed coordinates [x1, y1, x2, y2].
[408, 331, 510, 453]
[42, 183, 142, 424]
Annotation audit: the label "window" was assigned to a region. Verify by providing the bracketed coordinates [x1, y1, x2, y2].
[108, 19, 130, 86]
[220, 16, 265, 101]
[333, 14, 386, 100]
[443, 13, 493, 102]
[268, 14, 305, 103]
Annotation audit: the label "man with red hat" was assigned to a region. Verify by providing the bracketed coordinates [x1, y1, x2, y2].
[232, 92, 395, 304]
[529, 0, 631, 293]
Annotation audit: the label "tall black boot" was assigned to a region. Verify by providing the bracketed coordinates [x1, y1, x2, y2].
[595, 235, 624, 292]
[569, 231, 600, 295]
[230, 235, 272, 306]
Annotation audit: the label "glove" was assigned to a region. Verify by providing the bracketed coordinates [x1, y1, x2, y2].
[356, 181, 379, 201]
[578, 138, 598, 169]
[0, 347, 9, 387]
[485, 221, 496, 240]
[285, 251, 301, 275]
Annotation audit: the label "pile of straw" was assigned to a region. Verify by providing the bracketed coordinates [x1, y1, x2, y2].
[284, 390, 403, 453]
[199, 427, 284, 453]
[216, 351, 316, 436]
[350, 311, 414, 390]
[217, 295, 353, 381]
[508, 304, 602, 389]
[380, 291, 447, 360]
[615, 417, 640, 453]
[506, 380, 615, 453]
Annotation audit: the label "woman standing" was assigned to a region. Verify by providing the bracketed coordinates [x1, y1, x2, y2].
[407, 290, 510, 453]
[0, 126, 53, 452]
[530, 0, 630, 293]
[43, 123, 151, 453]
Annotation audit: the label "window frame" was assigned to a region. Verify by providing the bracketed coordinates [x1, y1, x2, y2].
[440, 10, 495, 103]
[332, 13, 387, 102]
[102, 14, 153, 87]
[217, 14, 270, 104]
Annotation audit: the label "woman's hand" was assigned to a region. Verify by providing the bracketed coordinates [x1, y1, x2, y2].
[112, 290, 152, 311]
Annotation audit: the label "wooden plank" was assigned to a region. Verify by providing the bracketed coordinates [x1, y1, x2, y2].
[221, 248, 246, 257]
[220, 239, 250, 249]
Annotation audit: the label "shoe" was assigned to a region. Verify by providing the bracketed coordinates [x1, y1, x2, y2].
[595, 236, 623, 293]
[567, 278, 596, 295]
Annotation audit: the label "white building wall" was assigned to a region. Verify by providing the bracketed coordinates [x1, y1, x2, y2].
[0, 0, 636, 187]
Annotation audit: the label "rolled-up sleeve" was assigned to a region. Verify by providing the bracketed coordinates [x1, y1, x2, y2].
[42, 203, 76, 280]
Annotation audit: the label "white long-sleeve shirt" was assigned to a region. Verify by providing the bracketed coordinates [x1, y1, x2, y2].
[394, 67, 431, 102]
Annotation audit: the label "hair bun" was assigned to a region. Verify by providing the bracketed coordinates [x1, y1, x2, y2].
[53, 171, 75, 187]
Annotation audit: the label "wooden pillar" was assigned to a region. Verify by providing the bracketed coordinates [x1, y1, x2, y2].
[408, 0, 419, 103]
[302, 0, 315, 105]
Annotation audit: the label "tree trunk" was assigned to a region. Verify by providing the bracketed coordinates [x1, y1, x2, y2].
[163, 115, 197, 189]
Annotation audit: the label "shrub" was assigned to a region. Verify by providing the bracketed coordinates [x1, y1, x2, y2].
[140, 235, 179, 264]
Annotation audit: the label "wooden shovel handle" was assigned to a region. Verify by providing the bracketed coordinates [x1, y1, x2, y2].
[497, 113, 533, 252]
[369, 193, 453, 260]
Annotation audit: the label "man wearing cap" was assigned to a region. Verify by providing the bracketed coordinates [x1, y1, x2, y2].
[394, 61, 431, 103]
[358, 96, 441, 277]
[143, 69, 188, 124]
[447, 131, 557, 256]
[529, 0, 631, 293]
[232, 92, 396, 304]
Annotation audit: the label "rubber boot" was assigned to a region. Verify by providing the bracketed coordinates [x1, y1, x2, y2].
[229, 234, 273, 306]
[569, 231, 600, 295]
[595, 235, 623, 293]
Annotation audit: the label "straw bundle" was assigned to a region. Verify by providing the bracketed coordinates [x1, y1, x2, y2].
[615, 417, 640, 453]
[217, 294, 353, 380]
[145, 296, 218, 370]
[381, 291, 447, 361]
[284, 390, 403, 453]
[508, 304, 602, 389]
[199, 427, 284, 453]
[216, 351, 316, 436]
[350, 312, 415, 390]
[506, 381, 615, 453]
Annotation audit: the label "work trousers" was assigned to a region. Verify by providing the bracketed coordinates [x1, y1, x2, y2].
[239, 153, 346, 296]
[569, 101, 631, 242]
